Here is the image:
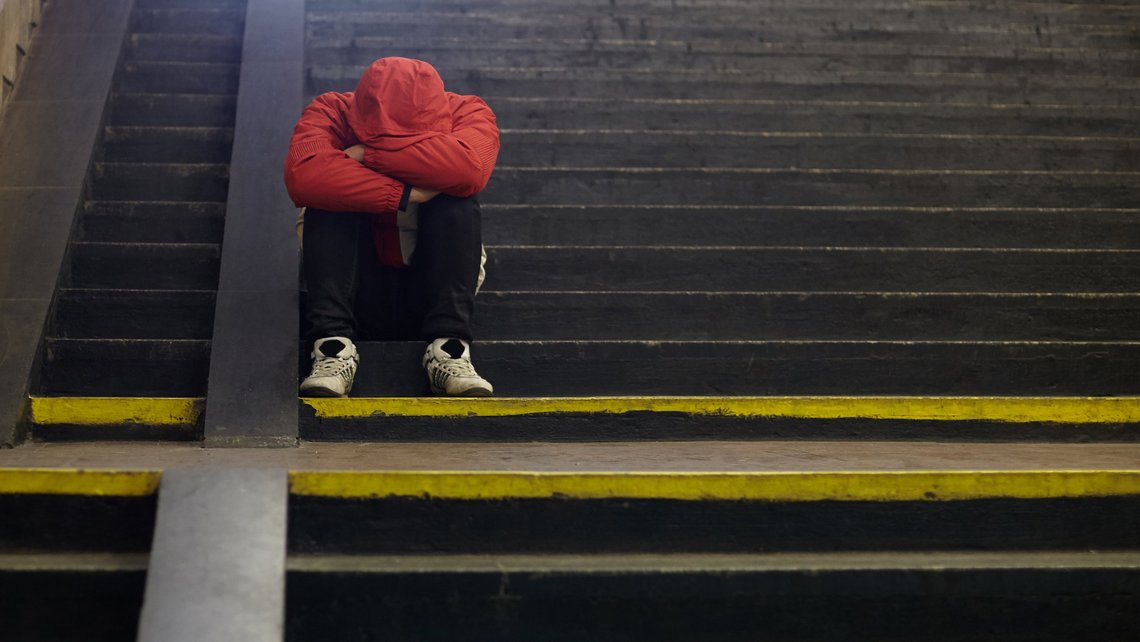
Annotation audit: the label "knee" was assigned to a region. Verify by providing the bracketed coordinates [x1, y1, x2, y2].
[420, 195, 480, 226]
[426, 194, 478, 213]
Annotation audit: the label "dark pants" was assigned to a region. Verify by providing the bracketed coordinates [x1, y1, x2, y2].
[303, 195, 482, 343]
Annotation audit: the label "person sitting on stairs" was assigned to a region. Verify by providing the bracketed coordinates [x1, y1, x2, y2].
[284, 57, 499, 398]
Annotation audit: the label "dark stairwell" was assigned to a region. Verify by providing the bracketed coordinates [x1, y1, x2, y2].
[34, 0, 246, 434]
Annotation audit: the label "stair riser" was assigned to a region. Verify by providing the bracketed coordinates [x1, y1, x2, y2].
[39, 341, 210, 396]
[308, 18, 1140, 48]
[90, 164, 229, 202]
[130, 9, 246, 36]
[80, 202, 225, 243]
[494, 135, 1140, 171]
[481, 208, 1140, 249]
[137, 0, 246, 8]
[470, 294, 1140, 341]
[308, 71, 1140, 105]
[308, 0, 1138, 14]
[0, 494, 156, 552]
[486, 102, 1140, 137]
[101, 130, 234, 164]
[126, 35, 242, 63]
[301, 413, 1140, 443]
[290, 496, 1140, 554]
[481, 248, 1140, 293]
[481, 170, 1140, 208]
[0, 571, 146, 642]
[120, 63, 239, 95]
[311, 47, 1140, 78]
[287, 572, 1140, 642]
[108, 94, 237, 127]
[70, 245, 219, 290]
[53, 292, 215, 340]
[339, 342, 1140, 396]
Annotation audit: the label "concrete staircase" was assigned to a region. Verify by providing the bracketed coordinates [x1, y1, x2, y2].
[293, 0, 1140, 438]
[32, 0, 244, 434]
[2, 0, 1138, 639]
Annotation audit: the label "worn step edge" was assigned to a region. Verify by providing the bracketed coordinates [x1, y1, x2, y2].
[0, 553, 150, 572]
[27, 397, 203, 427]
[286, 550, 1140, 574]
[0, 469, 161, 496]
[286, 469, 1140, 501]
[299, 396, 1140, 424]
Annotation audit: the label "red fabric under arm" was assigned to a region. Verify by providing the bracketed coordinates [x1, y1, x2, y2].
[284, 92, 406, 214]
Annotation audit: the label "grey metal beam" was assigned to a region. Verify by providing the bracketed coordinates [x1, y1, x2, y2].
[137, 468, 287, 642]
[0, 0, 132, 446]
[204, 0, 304, 447]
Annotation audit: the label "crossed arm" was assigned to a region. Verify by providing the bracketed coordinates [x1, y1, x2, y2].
[285, 92, 500, 213]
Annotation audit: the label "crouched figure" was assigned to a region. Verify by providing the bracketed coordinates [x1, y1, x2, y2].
[284, 57, 498, 397]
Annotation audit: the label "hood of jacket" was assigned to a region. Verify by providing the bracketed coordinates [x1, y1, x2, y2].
[348, 57, 451, 152]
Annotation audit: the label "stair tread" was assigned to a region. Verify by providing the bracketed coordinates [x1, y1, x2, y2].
[288, 550, 1140, 573]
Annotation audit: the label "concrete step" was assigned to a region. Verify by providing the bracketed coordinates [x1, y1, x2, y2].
[310, 39, 1140, 77]
[480, 205, 1140, 249]
[287, 552, 1140, 641]
[89, 162, 229, 202]
[26, 397, 204, 441]
[26, 396, 1140, 442]
[321, 340, 1140, 397]
[306, 13, 1140, 50]
[108, 93, 237, 127]
[469, 291, 1140, 341]
[479, 246, 1139, 293]
[120, 61, 240, 95]
[286, 470, 1140, 554]
[38, 339, 211, 396]
[494, 130, 1140, 171]
[101, 126, 234, 164]
[295, 396, 1140, 442]
[0, 470, 157, 641]
[69, 242, 220, 290]
[308, 0, 1140, 12]
[482, 98, 1140, 137]
[308, 66, 1140, 104]
[53, 289, 216, 340]
[130, 8, 246, 36]
[282, 466, 1129, 639]
[79, 201, 226, 244]
[125, 33, 243, 64]
[480, 168, 1140, 208]
[136, 0, 246, 7]
[0, 556, 148, 642]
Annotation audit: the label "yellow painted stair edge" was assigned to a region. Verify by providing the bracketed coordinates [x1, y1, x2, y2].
[27, 396, 1140, 426]
[0, 469, 161, 496]
[287, 470, 1140, 502]
[28, 397, 203, 426]
[2, 468, 1139, 501]
[303, 396, 1140, 424]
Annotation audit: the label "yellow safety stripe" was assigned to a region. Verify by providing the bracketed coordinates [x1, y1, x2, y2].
[28, 397, 203, 426]
[302, 396, 1140, 424]
[288, 470, 1140, 502]
[0, 469, 161, 496]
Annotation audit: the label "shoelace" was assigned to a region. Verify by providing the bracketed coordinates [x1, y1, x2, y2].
[438, 356, 478, 378]
[311, 356, 355, 379]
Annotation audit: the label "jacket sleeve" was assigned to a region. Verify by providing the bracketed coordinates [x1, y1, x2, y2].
[361, 94, 500, 198]
[284, 93, 408, 214]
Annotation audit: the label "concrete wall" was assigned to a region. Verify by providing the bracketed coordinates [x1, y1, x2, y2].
[0, 0, 44, 113]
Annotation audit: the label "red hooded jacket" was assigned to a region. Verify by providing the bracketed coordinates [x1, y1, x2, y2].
[284, 57, 500, 265]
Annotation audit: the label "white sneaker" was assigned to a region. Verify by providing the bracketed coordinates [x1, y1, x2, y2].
[423, 338, 494, 397]
[300, 336, 359, 397]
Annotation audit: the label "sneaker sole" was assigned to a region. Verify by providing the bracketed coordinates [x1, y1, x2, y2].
[430, 386, 494, 398]
[299, 385, 349, 398]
